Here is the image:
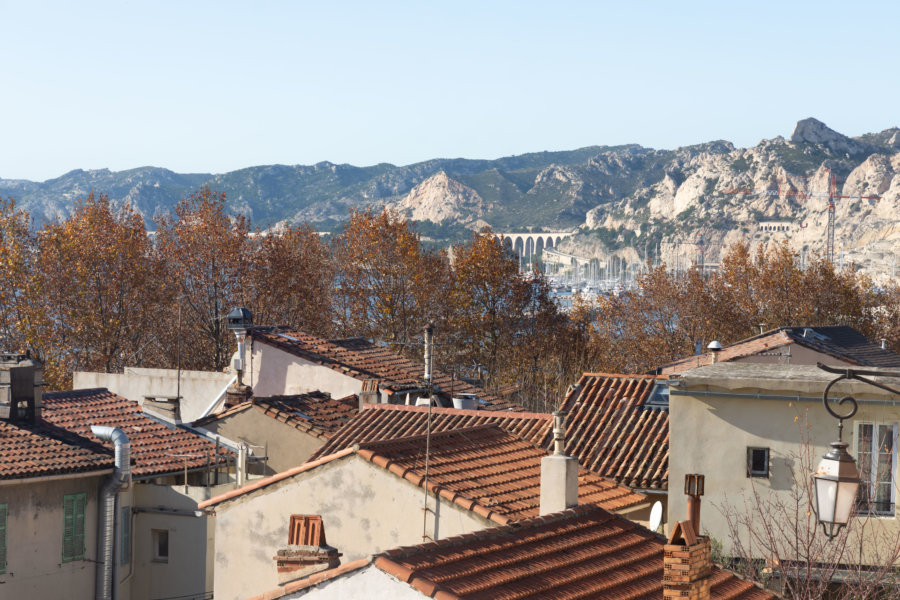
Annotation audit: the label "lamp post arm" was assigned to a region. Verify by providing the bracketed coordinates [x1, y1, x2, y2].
[817, 362, 900, 440]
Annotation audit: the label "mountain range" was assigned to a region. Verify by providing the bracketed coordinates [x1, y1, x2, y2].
[4, 118, 900, 279]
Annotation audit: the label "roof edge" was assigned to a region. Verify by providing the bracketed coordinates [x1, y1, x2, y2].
[198, 447, 356, 510]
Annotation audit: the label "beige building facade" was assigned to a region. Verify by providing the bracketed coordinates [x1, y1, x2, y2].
[205, 452, 497, 600]
[0, 473, 107, 599]
[668, 363, 900, 564]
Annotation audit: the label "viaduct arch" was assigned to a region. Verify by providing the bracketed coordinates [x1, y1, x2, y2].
[494, 231, 576, 260]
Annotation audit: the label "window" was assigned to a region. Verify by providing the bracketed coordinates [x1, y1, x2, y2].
[152, 529, 169, 563]
[62, 493, 86, 562]
[747, 447, 769, 478]
[120, 506, 131, 566]
[0, 503, 7, 574]
[856, 422, 897, 516]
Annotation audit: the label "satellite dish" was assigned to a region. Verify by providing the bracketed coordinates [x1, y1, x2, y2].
[649, 501, 663, 532]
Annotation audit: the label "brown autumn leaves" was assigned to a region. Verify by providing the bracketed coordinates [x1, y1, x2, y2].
[2, 188, 898, 410]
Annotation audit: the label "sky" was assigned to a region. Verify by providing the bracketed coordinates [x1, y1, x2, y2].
[2, 1, 898, 181]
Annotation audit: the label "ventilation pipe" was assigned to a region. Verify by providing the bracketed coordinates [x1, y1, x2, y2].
[91, 426, 131, 600]
[882, 338, 888, 350]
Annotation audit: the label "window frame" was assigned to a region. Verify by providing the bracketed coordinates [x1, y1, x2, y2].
[746, 446, 770, 478]
[62, 493, 87, 563]
[854, 421, 898, 517]
[152, 529, 169, 563]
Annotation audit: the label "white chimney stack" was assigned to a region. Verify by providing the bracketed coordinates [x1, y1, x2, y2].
[540, 411, 578, 515]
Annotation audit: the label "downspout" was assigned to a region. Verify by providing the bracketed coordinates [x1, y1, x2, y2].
[91, 426, 131, 600]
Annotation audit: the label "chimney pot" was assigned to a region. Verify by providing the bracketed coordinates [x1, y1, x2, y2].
[540, 411, 577, 515]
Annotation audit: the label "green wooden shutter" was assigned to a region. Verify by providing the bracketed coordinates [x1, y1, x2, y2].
[120, 506, 131, 565]
[62, 495, 74, 562]
[62, 493, 86, 562]
[0, 503, 8, 574]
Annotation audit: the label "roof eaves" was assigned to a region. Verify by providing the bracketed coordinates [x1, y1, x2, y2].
[198, 447, 356, 510]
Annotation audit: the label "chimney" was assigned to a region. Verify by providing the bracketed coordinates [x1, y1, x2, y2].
[663, 474, 710, 600]
[706, 341, 722, 364]
[540, 411, 578, 515]
[882, 338, 888, 350]
[358, 381, 380, 411]
[0, 353, 43, 424]
[758, 323, 765, 335]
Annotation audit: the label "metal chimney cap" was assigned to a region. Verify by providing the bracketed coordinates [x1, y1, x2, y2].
[226, 307, 253, 331]
[707, 341, 723, 352]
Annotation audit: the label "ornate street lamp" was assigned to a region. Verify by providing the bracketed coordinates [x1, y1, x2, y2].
[812, 363, 900, 539]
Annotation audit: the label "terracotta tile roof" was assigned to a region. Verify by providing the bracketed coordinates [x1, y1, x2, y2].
[0, 419, 114, 480]
[307, 403, 552, 463]
[42, 388, 225, 478]
[251, 328, 520, 411]
[559, 373, 669, 490]
[194, 392, 358, 440]
[246, 558, 373, 600]
[200, 426, 646, 517]
[658, 326, 900, 374]
[355, 426, 647, 522]
[373, 505, 775, 600]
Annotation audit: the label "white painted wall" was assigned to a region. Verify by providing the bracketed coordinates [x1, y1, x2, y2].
[284, 564, 425, 599]
[73, 368, 233, 422]
[0, 475, 104, 600]
[212, 454, 491, 600]
[245, 340, 365, 399]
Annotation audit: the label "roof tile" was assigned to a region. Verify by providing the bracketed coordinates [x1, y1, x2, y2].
[252, 328, 520, 410]
[43, 388, 225, 478]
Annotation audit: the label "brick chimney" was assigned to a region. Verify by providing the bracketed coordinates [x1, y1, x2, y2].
[274, 515, 342, 584]
[539, 411, 578, 515]
[0, 353, 43, 424]
[664, 474, 710, 600]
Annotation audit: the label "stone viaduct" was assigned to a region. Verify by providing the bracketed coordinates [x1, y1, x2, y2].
[491, 231, 576, 259]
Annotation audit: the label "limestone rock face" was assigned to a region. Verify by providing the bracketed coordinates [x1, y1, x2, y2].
[394, 171, 485, 225]
[791, 117, 876, 156]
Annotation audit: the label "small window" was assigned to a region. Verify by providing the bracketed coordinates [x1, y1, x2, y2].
[747, 447, 769, 478]
[120, 506, 131, 566]
[62, 493, 86, 562]
[0, 503, 7, 574]
[152, 529, 169, 563]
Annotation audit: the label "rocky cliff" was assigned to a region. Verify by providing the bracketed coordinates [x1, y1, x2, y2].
[3, 118, 900, 279]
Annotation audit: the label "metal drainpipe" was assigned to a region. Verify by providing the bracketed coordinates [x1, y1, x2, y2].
[91, 426, 131, 600]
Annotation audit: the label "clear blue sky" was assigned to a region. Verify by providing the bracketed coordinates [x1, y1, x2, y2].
[2, 0, 897, 181]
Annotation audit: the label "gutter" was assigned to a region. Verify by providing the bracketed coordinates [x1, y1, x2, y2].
[669, 388, 900, 407]
[91, 426, 131, 600]
[0, 468, 114, 486]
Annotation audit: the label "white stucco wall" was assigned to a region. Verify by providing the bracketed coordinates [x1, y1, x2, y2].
[669, 366, 900, 565]
[73, 368, 234, 422]
[201, 408, 324, 475]
[212, 454, 491, 600]
[285, 564, 425, 599]
[0, 474, 104, 600]
[246, 340, 365, 399]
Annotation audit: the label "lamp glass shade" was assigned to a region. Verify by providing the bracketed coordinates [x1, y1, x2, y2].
[812, 442, 861, 535]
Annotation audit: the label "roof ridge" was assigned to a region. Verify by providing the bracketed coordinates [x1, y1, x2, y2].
[357, 423, 510, 452]
[362, 402, 552, 420]
[43, 387, 112, 399]
[378, 505, 609, 560]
